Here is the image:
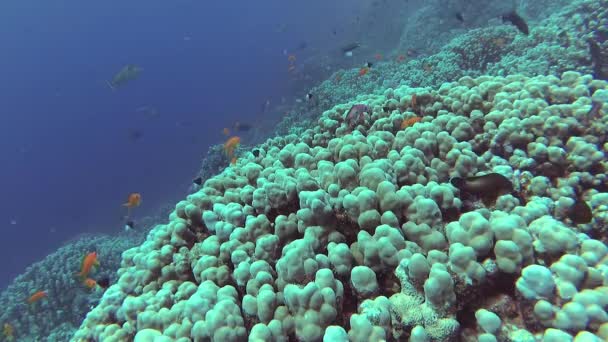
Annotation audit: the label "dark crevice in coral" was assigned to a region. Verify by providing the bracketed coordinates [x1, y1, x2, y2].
[455, 272, 518, 330]
[441, 207, 461, 223]
[340, 285, 358, 331]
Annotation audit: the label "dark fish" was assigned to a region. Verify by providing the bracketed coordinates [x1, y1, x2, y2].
[569, 199, 592, 224]
[297, 41, 308, 50]
[588, 101, 602, 118]
[252, 149, 260, 157]
[382, 106, 390, 112]
[306, 93, 314, 101]
[193, 176, 203, 186]
[501, 11, 529, 35]
[96, 276, 111, 289]
[341, 42, 361, 54]
[234, 122, 253, 132]
[127, 128, 143, 142]
[451, 173, 513, 196]
[107, 64, 142, 90]
[125, 220, 135, 231]
[365, 62, 373, 68]
[455, 12, 464, 22]
[345, 104, 371, 129]
[588, 39, 608, 80]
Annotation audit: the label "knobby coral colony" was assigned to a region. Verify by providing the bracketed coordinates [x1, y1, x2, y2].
[70, 71, 608, 342]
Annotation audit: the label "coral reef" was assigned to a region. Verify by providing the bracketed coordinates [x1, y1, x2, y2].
[71, 71, 608, 341]
[0, 233, 144, 341]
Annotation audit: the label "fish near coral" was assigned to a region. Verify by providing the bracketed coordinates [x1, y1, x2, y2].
[224, 136, 241, 156]
[83, 278, 97, 289]
[400, 116, 421, 129]
[123, 193, 141, 208]
[451, 173, 515, 204]
[77, 252, 100, 279]
[358, 67, 369, 76]
[345, 104, 370, 129]
[27, 291, 47, 304]
[501, 11, 529, 35]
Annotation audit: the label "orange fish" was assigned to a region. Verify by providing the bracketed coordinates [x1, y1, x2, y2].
[224, 136, 241, 156]
[78, 252, 99, 279]
[287, 54, 296, 62]
[400, 116, 422, 129]
[358, 67, 369, 76]
[396, 54, 406, 63]
[83, 278, 97, 289]
[374, 53, 382, 60]
[123, 193, 141, 208]
[27, 291, 47, 304]
[222, 127, 230, 136]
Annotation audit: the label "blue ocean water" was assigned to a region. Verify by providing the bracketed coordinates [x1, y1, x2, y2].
[0, 0, 375, 288]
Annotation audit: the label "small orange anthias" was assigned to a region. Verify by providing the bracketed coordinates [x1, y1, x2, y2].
[224, 136, 241, 165]
[27, 290, 47, 304]
[123, 192, 141, 218]
[358, 67, 369, 76]
[83, 278, 97, 289]
[77, 251, 100, 280]
[400, 116, 422, 129]
[123, 193, 141, 208]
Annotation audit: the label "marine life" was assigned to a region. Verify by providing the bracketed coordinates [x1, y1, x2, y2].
[96, 276, 111, 289]
[83, 278, 97, 289]
[450, 173, 514, 198]
[124, 220, 135, 232]
[341, 42, 360, 57]
[569, 199, 592, 224]
[123, 193, 141, 208]
[233, 122, 253, 132]
[224, 136, 241, 164]
[374, 53, 382, 60]
[306, 93, 313, 101]
[455, 12, 464, 22]
[127, 128, 143, 142]
[193, 176, 203, 186]
[400, 116, 421, 129]
[106, 64, 142, 90]
[358, 67, 369, 76]
[501, 11, 529, 35]
[78, 252, 99, 279]
[27, 291, 47, 304]
[345, 104, 370, 129]
[396, 54, 406, 63]
[252, 149, 261, 157]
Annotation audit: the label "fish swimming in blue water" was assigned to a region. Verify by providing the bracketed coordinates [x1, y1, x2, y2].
[107, 64, 142, 90]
